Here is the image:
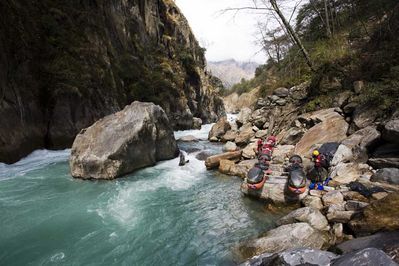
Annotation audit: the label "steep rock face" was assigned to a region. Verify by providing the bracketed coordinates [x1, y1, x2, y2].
[0, 0, 224, 163]
[70, 102, 178, 180]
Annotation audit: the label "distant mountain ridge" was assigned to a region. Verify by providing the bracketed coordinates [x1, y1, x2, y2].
[207, 59, 259, 88]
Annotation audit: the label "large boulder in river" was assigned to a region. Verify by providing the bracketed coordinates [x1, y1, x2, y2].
[69, 102, 178, 179]
[295, 109, 348, 157]
[208, 116, 231, 141]
[238, 223, 330, 259]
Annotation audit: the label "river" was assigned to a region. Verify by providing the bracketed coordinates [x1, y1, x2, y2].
[0, 123, 279, 265]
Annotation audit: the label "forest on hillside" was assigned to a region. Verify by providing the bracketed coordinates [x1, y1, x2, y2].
[223, 0, 399, 114]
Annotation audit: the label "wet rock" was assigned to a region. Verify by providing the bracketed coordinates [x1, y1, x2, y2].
[383, 119, 399, 143]
[327, 211, 356, 223]
[221, 130, 238, 142]
[349, 193, 399, 235]
[178, 135, 199, 142]
[322, 191, 344, 206]
[238, 223, 330, 258]
[273, 87, 289, 98]
[336, 231, 399, 262]
[331, 248, 397, 266]
[295, 109, 348, 157]
[205, 150, 242, 169]
[277, 207, 330, 231]
[223, 141, 238, 152]
[302, 195, 324, 210]
[195, 150, 217, 161]
[370, 168, 399, 185]
[192, 117, 202, 129]
[208, 116, 231, 141]
[70, 102, 178, 180]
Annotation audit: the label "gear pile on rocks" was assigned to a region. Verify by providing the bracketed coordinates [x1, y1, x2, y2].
[204, 83, 399, 265]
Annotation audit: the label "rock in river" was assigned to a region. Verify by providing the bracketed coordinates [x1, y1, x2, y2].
[70, 102, 179, 179]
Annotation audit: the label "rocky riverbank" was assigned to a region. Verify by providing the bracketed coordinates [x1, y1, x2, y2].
[206, 82, 399, 264]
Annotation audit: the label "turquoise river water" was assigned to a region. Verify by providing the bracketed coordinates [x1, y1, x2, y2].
[0, 124, 279, 265]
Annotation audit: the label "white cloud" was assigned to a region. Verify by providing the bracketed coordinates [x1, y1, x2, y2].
[175, 0, 267, 63]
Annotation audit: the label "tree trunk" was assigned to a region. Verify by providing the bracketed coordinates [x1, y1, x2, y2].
[324, 0, 332, 37]
[269, 0, 315, 71]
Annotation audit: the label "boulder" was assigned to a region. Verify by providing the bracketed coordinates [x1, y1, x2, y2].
[272, 145, 295, 164]
[279, 127, 305, 145]
[277, 207, 330, 231]
[218, 159, 236, 175]
[237, 108, 252, 127]
[205, 150, 242, 170]
[336, 231, 399, 263]
[208, 116, 231, 141]
[239, 248, 338, 266]
[327, 211, 356, 223]
[383, 119, 399, 143]
[223, 141, 238, 152]
[221, 130, 238, 142]
[342, 126, 380, 162]
[330, 163, 370, 184]
[195, 150, 217, 161]
[235, 124, 255, 146]
[302, 195, 324, 210]
[370, 168, 399, 185]
[333, 223, 344, 239]
[368, 143, 399, 168]
[331, 145, 353, 166]
[69, 102, 178, 180]
[349, 193, 399, 235]
[352, 104, 379, 129]
[322, 191, 344, 206]
[353, 80, 365, 94]
[331, 248, 397, 266]
[290, 82, 309, 101]
[238, 223, 329, 258]
[178, 135, 199, 142]
[242, 143, 257, 159]
[345, 200, 369, 211]
[275, 99, 287, 106]
[192, 117, 202, 129]
[295, 109, 348, 157]
[255, 130, 268, 139]
[342, 191, 369, 202]
[223, 159, 258, 178]
[273, 87, 289, 97]
[372, 191, 389, 200]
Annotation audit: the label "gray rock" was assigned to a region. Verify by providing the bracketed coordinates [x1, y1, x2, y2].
[331, 248, 397, 266]
[345, 200, 369, 211]
[70, 102, 178, 179]
[277, 207, 330, 231]
[237, 108, 252, 127]
[192, 117, 202, 129]
[302, 195, 324, 210]
[336, 231, 399, 257]
[280, 127, 305, 145]
[352, 104, 379, 129]
[269, 95, 280, 103]
[275, 99, 287, 106]
[370, 168, 399, 185]
[208, 116, 231, 140]
[278, 248, 338, 266]
[221, 130, 238, 142]
[383, 119, 399, 143]
[273, 87, 289, 97]
[178, 135, 199, 142]
[223, 141, 237, 152]
[369, 143, 399, 168]
[343, 102, 358, 114]
[342, 126, 380, 162]
[255, 130, 269, 139]
[333, 223, 344, 239]
[327, 211, 356, 223]
[238, 223, 330, 259]
[353, 81, 365, 94]
[322, 191, 344, 206]
[331, 144, 353, 166]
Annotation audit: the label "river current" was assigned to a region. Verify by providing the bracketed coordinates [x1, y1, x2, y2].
[0, 123, 279, 265]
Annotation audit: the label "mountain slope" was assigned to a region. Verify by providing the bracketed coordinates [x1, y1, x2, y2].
[0, 0, 224, 163]
[207, 59, 259, 88]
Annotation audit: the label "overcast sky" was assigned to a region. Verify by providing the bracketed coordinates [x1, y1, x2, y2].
[175, 0, 267, 63]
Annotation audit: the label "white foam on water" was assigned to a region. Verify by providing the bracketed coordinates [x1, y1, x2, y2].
[174, 123, 214, 140]
[50, 252, 65, 262]
[0, 149, 70, 179]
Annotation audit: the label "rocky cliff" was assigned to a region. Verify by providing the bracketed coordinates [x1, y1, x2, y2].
[0, 0, 224, 163]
